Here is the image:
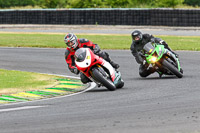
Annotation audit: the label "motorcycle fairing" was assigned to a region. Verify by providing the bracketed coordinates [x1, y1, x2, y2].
[75, 48, 116, 82]
[101, 60, 116, 82]
[75, 48, 92, 68]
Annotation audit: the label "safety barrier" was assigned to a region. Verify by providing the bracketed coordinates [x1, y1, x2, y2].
[0, 8, 199, 26]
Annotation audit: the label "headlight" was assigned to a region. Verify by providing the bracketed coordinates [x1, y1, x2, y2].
[150, 56, 157, 63]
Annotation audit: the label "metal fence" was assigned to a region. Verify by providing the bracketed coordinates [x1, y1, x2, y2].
[0, 8, 200, 26]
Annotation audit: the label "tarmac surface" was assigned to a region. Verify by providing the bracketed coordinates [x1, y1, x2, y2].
[0, 25, 200, 133]
[0, 48, 200, 133]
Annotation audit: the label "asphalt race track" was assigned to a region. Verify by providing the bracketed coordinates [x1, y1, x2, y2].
[0, 26, 200, 133]
[0, 25, 200, 133]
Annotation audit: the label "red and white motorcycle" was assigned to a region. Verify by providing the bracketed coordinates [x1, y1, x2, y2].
[75, 48, 124, 91]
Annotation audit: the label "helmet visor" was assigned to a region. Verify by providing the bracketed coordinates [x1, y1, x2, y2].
[65, 40, 73, 48]
[133, 35, 140, 41]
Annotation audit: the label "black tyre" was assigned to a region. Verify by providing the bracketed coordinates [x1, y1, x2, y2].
[92, 68, 116, 91]
[162, 59, 183, 78]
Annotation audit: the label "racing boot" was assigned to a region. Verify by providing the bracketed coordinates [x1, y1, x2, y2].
[97, 51, 120, 69]
[166, 46, 179, 58]
[163, 43, 179, 58]
[110, 61, 120, 69]
[180, 68, 183, 74]
[171, 51, 179, 58]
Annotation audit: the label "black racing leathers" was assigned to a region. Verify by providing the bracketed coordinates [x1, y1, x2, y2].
[130, 33, 170, 77]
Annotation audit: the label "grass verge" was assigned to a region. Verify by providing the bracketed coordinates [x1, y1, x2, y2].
[0, 33, 200, 50]
[0, 69, 61, 94]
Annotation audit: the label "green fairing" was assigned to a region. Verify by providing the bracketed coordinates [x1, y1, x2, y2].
[145, 44, 165, 64]
[176, 58, 181, 71]
[144, 43, 182, 74]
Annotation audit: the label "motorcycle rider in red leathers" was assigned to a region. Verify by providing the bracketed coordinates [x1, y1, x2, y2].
[64, 33, 120, 84]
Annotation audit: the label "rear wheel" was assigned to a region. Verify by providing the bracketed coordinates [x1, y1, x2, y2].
[162, 59, 183, 78]
[92, 68, 116, 91]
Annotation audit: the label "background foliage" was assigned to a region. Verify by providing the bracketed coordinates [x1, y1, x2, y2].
[0, 0, 199, 9]
[183, 0, 200, 6]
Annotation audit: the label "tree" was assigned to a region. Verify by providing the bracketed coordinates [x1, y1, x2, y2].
[0, 0, 35, 8]
[183, 0, 200, 6]
[105, 0, 130, 8]
[151, 0, 184, 8]
[39, 0, 67, 8]
[67, 0, 103, 8]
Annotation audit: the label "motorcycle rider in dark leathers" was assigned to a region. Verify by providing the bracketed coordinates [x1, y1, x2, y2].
[130, 30, 179, 77]
[64, 33, 120, 83]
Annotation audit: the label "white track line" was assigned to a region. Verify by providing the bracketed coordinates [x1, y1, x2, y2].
[0, 106, 44, 113]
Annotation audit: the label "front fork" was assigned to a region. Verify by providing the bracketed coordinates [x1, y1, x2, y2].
[89, 66, 112, 87]
[88, 68, 102, 87]
[89, 63, 121, 87]
[88, 76, 101, 87]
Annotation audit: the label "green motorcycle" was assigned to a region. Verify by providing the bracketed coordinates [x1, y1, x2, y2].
[141, 42, 183, 78]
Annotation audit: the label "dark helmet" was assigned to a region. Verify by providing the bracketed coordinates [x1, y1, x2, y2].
[131, 30, 143, 42]
[64, 33, 78, 50]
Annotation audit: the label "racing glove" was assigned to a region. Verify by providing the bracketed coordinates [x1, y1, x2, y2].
[135, 52, 145, 64]
[93, 44, 101, 54]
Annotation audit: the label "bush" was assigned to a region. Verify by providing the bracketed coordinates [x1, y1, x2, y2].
[39, 0, 68, 8]
[183, 0, 200, 6]
[104, 0, 130, 8]
[152, 0, 184, 8]
[67, 0, 103, 8]
[0, 0, 188, 9]
[0, 0, 35, 8]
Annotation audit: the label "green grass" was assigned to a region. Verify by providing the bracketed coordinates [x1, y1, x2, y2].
[0, 33, 200, 50]
[158, 36, 200, 51]
[0, 69, 61, 94]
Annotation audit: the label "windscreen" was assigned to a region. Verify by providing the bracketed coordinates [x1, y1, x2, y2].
[75, 48, 87, 62]
[143, 42, 155, 53]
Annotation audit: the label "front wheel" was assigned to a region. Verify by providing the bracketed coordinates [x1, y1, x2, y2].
[92, 68, 116, 91]
[162, 59, 183, 78]
[116, 79, 124, 88]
